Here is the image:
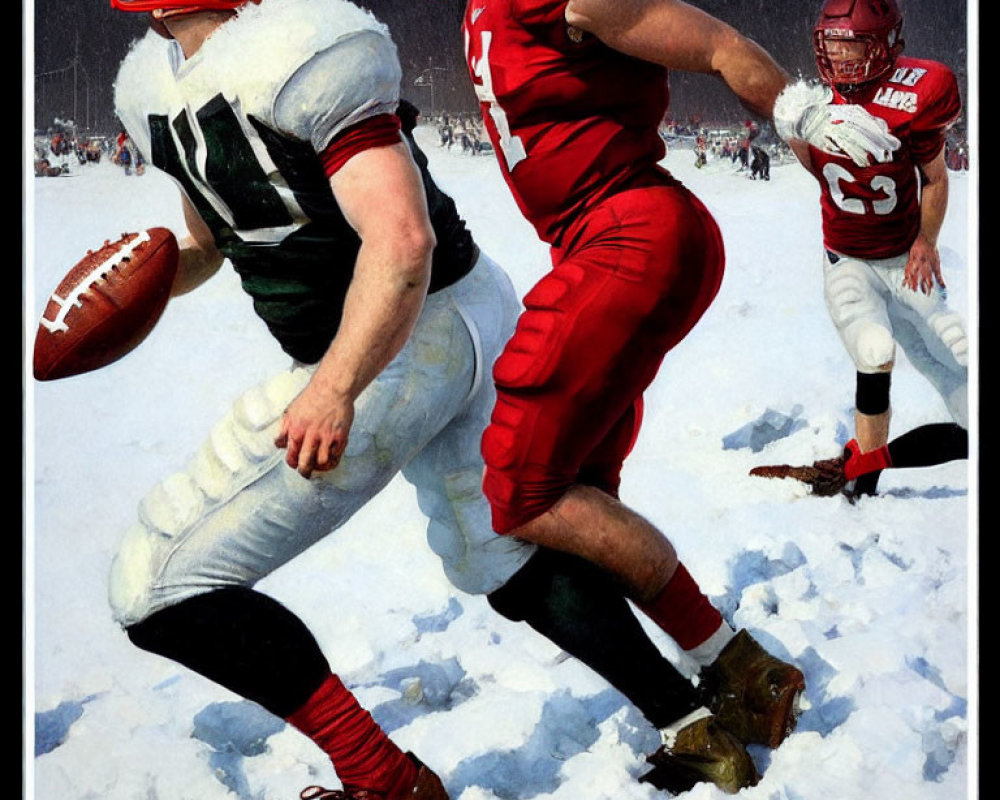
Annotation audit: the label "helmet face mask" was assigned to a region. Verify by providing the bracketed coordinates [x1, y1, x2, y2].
[815, 31, 893, 87]
[813, 0, 904, 92]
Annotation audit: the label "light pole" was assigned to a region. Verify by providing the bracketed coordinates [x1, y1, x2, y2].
[77, 59, 91, 132]
[35, 62, 75, 132]
[413, 62, 449, 117]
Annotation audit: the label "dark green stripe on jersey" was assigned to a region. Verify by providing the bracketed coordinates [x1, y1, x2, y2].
[149, 98, 476, 365]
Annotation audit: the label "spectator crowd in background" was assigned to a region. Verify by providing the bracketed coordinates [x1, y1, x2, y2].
[426, 110, 977, 185]
[431, 112, 494, 156]
[35, 111, 971, 179]
[944, 128, 969, 171]
[34, 122, 146, 178]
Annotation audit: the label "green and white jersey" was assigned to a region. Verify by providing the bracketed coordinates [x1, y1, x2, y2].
[114, 0, 476, 364]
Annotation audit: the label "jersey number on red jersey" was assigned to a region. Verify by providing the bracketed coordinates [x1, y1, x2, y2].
[822, 162, 899, 217]
[465, 28, 527, 171]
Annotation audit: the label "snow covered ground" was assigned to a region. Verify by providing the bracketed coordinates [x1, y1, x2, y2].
[25, 126, 977, 800]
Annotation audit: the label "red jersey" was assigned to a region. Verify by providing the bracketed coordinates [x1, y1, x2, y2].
[463, 0, 670, 245]
[808, 56, 961, 259]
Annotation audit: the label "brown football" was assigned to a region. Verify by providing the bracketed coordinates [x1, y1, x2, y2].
[33, 227, 180, 381]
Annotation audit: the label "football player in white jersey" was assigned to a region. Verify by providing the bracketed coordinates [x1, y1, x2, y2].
[100, 1, 796, 796]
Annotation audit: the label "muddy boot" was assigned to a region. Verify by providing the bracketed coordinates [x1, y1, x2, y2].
[300, 753, 448, 800]
[700, 630, 806, 748]
[641, 713, 760, 794]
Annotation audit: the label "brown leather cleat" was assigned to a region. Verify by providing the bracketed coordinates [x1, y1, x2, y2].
[641, 714, 760, 795]
[300, 753, 448, 800]
[700, 630, 806, 748]
[405, 761, 449, 800]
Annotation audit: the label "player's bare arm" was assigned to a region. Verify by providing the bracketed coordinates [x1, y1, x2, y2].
[170, 194, 225, 297]
[905, 149, 949, 294]
[564, 0, 788, 117]
[276, 141, 435, 477]
[565, 0, 898, 167]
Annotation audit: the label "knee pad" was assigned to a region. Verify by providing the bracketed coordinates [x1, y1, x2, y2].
[849, 321, 896, 373]
[108, 521, 163, 627]
[108, 471, 210, 627]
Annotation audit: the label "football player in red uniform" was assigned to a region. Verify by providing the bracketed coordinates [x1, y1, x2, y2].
[785, 0, 969, 497]
[463, 0, 902, 789]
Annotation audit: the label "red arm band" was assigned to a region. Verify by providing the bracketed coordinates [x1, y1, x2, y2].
[319, 114, 403, 177]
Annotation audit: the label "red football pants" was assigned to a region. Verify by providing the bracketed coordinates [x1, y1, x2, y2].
[482, 175, 725, 534]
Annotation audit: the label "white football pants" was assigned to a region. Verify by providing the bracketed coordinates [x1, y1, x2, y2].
[109, 252, 534, 627]
[822, 249, 968, 427]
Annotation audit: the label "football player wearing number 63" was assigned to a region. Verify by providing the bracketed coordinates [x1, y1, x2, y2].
[463, 0, 903, 791]
[783, 0, 969, 499]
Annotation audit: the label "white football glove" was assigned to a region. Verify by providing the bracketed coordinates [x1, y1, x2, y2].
[773, 80, 900, 167]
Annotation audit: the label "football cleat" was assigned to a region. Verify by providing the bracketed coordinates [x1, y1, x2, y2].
[750, 438, 894, 498]
[641, 715, 760, 795]
[299, 754, 448, 800]
[699, 630, 806, 749]
[749, 459, 847, 497]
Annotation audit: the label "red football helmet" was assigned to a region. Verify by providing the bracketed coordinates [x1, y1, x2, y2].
[109, 0, 250, 16]
[110, 0, 259, 37]
[813, 0, 905, 89]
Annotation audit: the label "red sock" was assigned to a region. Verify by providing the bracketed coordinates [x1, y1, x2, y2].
[844, 439, 893, 480]
[286, 674, 417, 798]
[638, 563, 723, 650]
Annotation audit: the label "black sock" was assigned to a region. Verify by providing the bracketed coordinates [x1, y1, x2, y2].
[888, 423, 968, 468]
[852, 470, 882, 497]
[488, 548, 702, 729]
[126, 587, 331, 718]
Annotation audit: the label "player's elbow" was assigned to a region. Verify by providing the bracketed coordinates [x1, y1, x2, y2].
[710, 28, 773, 84]
[707, 28, 741, 74]
[564, 1, 594, 31]
[171, 242, 225, 297]
[406, 217, 436, 263]
[384, 220, 436, 288]
[564, 0, 619, 38]
[412, 220, 437, 260]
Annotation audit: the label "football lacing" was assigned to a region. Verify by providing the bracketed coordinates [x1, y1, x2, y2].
[40, 231, 151, 333]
